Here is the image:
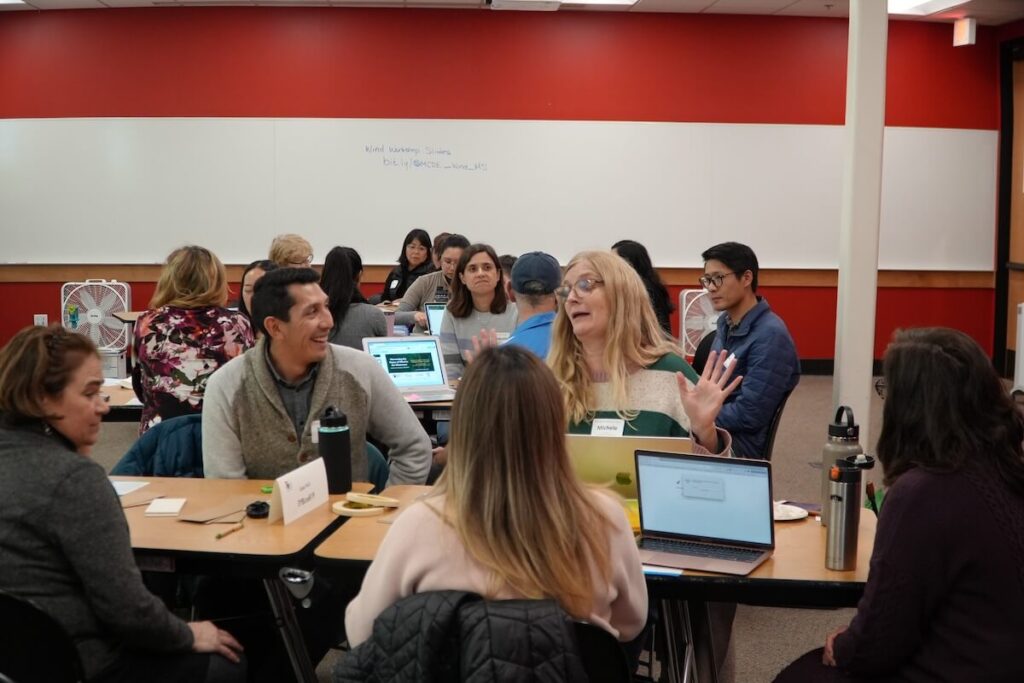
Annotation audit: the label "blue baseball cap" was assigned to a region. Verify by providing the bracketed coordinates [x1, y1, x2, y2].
[511, 251, 561, 295]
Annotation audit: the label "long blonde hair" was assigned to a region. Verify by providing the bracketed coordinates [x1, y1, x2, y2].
[434, 345, 613, 618]
[549, 250, 679, 425]
[149, 245, 229, 309]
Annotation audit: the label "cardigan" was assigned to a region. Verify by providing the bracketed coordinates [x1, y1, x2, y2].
[202, 337, 432, 484]
[394, 270, 451, 330]
[0, 423, 193, 680]
[344, 491, 648, 648]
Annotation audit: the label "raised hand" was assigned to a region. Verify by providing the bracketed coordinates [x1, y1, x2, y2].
[464, 328, 500, 365]
[676, 349, 742, 449]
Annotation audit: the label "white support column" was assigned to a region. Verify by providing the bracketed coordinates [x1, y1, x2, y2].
[833, 1, 888, 449]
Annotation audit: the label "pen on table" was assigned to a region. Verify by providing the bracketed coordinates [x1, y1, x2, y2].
[215, 522, 244, 540]
[865, 482, 880, 517]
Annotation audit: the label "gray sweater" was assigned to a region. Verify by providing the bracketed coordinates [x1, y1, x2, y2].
[202, 337, 432, 484]
[328, 303, 388, 349]
[0, 424, 193, 679]
[439, 305, 518, 380]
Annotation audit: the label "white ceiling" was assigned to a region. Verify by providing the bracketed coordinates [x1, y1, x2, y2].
[1, 0, 1023, 27]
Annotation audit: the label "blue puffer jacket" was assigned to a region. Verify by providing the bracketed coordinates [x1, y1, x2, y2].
[712, 298, 800, 459]
[111, 415, 204, 478]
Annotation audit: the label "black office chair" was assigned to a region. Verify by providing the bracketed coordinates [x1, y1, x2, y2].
[760, 388, 794, 461]
[0, 590, 83, 683]
[573, 621, 633, 683]
[691, 330, 717, 375]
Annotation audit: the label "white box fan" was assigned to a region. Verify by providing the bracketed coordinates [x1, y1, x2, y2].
[679, 289, 720, 356]
[61, 279, 132, 378]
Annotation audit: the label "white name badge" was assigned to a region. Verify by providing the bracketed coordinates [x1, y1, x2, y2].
[268, 457, 329, 525]
[591, 418, 625, 437]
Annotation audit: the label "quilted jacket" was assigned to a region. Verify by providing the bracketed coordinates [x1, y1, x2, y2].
[333, 590, 591, 683]
[110, 414, 204, 478]
[712, 297, 800, 459]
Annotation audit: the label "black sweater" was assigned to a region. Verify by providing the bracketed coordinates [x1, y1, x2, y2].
[834, 463, 1024, 682]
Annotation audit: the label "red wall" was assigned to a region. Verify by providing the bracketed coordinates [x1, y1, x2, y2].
[0, 8, 1006, 358]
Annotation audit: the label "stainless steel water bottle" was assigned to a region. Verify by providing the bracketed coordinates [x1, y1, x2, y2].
[825, 461, 862, 571]
[821, 406, 863, 527]
[318, 406, 351, 494]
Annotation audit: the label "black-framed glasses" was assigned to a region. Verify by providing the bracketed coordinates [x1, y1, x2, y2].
[874, 378, 886, 399]
[555, 278, 604, 299]
[699, 272, 737, 290]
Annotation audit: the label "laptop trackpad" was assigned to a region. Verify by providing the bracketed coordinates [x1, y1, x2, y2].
[638, 549, 764, 576]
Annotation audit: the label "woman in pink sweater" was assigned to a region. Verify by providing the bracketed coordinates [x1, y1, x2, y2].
[344, 345, 648, 646]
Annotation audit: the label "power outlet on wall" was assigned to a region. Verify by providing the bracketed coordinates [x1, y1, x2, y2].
[33, 314, 48, 326]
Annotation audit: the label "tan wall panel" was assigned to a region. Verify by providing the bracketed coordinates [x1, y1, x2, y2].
[0, 264, 994, 289]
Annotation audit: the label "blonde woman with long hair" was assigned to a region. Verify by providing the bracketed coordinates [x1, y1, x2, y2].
[133, 246, 253, 433]
[549, 250, 739, 451]
[344, 345, 647, 646]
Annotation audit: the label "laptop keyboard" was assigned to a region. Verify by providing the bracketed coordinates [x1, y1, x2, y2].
[641, 538, 763, 563]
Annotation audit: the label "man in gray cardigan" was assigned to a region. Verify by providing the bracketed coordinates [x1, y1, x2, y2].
[202, 267, 432, 485]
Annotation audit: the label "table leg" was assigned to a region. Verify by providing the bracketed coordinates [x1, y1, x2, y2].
[263, 578, 317, 683]
[658, 598, 700, 683]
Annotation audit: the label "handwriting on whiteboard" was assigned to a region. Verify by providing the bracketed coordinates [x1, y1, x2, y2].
[364, 144, 488, 172]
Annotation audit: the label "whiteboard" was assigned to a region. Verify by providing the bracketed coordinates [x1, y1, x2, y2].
[0, 118, 997, 270]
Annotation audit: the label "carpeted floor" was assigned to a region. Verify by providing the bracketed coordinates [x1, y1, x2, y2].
[91, 374, 882, 683]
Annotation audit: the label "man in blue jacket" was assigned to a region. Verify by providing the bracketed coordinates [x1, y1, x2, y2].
[701, 242, 800, 459]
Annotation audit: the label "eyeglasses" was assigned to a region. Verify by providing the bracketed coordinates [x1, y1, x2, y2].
[555, 278, 604, 299]
[287, 256, 314, 268]
[699, 272, 737, 290]
[874, 378, 886, 399]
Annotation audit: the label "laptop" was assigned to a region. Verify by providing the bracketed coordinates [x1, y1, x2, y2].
[424, 303, 447, 336]
[566, 434, 692, 499]
[635, 450, 774, 576]
[362, 336, 456, 402]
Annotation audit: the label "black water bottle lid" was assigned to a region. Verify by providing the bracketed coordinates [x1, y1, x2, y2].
[320, 405, 348, 429]
[828, 406, 859, 439]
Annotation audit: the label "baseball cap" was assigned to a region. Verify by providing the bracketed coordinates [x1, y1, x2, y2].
[511, 251, 561, 295]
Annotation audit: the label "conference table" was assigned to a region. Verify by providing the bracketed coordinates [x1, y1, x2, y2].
[312, 485, 876, 683]
[114, 475, 371, 683]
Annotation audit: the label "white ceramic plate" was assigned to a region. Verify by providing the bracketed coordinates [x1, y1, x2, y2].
[773, 502, 810, 522]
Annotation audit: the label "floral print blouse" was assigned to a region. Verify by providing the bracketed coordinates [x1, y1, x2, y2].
[133, 306, 254, 434]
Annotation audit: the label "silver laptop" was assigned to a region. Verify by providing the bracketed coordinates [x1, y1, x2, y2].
[566, 434, 692, 499]
[362, 336, 456, 402]
[635, 450, 774, 576]
[424, 303, 447, 336]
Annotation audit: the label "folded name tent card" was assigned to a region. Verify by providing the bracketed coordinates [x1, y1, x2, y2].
[144, 498, 187, 517]
[268, 457, 329, 525]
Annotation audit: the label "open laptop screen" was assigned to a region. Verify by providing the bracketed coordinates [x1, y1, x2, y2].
[364, 338, 446, 389]
[636, 452, 773, 546]
[424, 304, 447, 336]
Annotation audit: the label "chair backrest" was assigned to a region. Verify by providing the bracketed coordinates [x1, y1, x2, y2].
[573, 621, 633, 683]
[761, 388, 794, 461]
[0, 590, 83, 683]
[365, 443, 390, 493]
[691, 330, 717, 375]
